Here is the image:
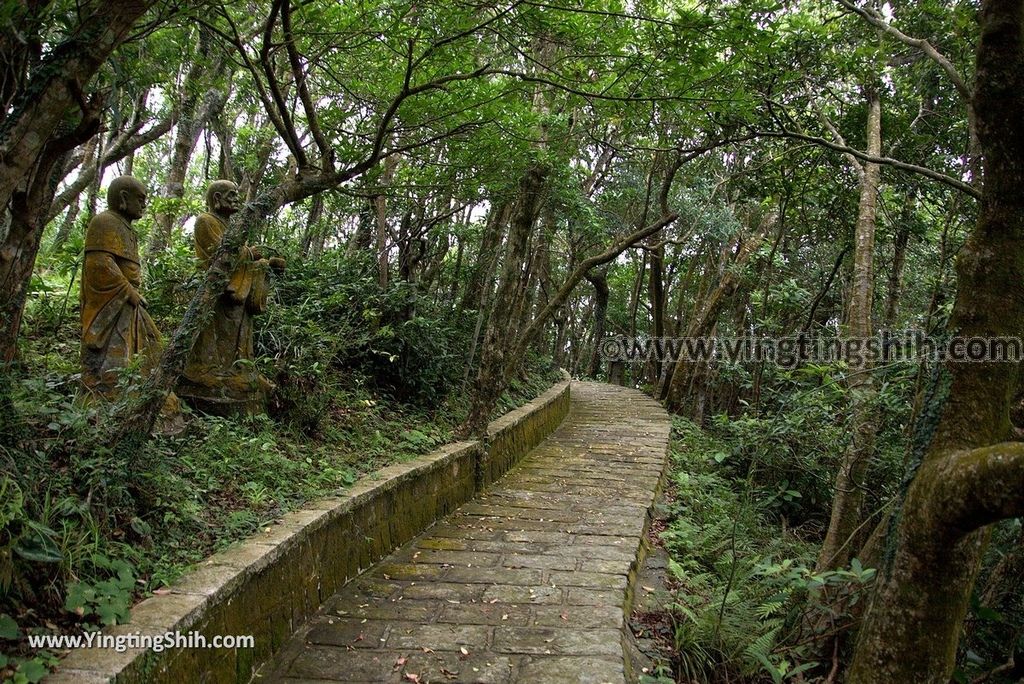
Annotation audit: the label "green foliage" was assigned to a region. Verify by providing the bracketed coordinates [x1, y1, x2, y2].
[0, 651, 56, 684]
[144, 238, 201, 323]
[659, 417, 877, 682]
[5, 0, 992, 678]
[259, 250, 470, 420]
[64, 555, 136, 627]
[955, 519, 1024, 684]
[0, 478, 62, 597]
[707, 366, 849, 526]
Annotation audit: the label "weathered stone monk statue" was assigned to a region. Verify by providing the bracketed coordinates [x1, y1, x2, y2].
[177, 180, 284, 415]
[80, 176, 165, 398]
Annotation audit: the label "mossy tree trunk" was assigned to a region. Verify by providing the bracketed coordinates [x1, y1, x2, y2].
[847, 2, 1024, 680]
[459, 201, 510, 314]
[883, 202, 912, 327]
[647, 239, 667, 384]
[460, 163, 549, 436]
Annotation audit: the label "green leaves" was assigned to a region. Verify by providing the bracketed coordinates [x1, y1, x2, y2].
[64, 555, 137, 627]
[1, 477, 63, 598]
[12, 521, 62, 565]
[0, 613, 20, 640]
[13, 659, 48, 684]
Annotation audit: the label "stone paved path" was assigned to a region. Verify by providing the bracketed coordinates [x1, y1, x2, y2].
[256, 382, 671, 684]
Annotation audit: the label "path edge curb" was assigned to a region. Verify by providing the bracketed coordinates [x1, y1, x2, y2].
[620, 396, 673, 684]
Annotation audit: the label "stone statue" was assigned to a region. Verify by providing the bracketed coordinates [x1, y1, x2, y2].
[177, 180, 284, 415]
[80, 176, 165, 398]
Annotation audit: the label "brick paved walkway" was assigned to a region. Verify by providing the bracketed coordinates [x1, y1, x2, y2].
[256, 382, 671, 684]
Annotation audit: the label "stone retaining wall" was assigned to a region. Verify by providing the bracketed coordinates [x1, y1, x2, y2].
[48, 377, 571, 684]
[478, 374, 572, 488]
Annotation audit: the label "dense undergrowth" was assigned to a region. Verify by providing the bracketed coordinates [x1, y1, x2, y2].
[650, 363, 1024, 683]
[657, 415, 875, 683]
[0, 242, 559, 682]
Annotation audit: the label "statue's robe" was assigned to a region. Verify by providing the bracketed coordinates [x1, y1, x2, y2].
[80, 210, 162, 395]
[178, 212, 273, 414]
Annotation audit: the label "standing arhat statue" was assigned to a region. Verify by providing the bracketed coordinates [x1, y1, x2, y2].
[177, 180, 285, 415]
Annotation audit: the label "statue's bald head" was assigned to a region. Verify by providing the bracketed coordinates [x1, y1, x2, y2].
[107, 175, 147, 220]
[206, 180, 240, 216]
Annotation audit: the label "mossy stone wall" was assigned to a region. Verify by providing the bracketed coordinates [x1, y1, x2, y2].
[49, 379, 571, 684]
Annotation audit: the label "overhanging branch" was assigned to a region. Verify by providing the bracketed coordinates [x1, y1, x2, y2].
[930, 441, 1024, 538]
[752, 128, 980, 199]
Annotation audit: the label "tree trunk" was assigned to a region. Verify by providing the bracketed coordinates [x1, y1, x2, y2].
[0, 2, 154, 360]
[552, 310, 568, 368]
[848, 3, 1024, 680]
[148, 83, 224, 256]
[460, 164, 548, 435]
[459, 201, 509, 313]
[585, 265, 610, 378]
[347, 199, 375, 257]
[648, 239, 666, 380]
[374, 155, 399, 290]
[300, 194, 325, 257]
[0, 0, 153, 217]
[817, 85, 882, 572]
[884, 201, 912, 327]
[664, 218, 770, 415]
[1, 103, 102, 364]
[461, 203, 510, 386]
[628, 253, 645, 338]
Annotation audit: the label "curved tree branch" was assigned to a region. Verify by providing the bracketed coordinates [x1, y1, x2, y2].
[932, 442, 1024, 539]
[752, 128, 980, 199]
[835, 0, 970, 101]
